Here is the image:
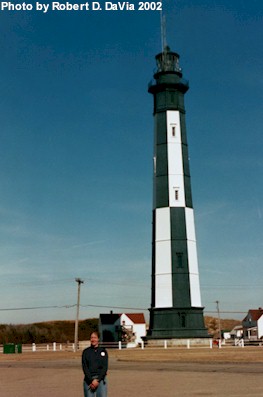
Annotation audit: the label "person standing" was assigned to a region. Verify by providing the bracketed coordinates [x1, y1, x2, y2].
[82, 331, 108, 397]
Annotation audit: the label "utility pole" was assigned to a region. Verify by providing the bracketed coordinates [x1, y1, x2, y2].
[216, 300, 221, 341]
[74, 278, 84, 352]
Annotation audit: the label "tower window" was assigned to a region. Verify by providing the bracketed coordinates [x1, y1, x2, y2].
[176, 253, 183, 268]
[171, 125, 176, 137]
[175, 189, 179, 200]
[178, 312, 186, 328]
[181, 313, 186, 328]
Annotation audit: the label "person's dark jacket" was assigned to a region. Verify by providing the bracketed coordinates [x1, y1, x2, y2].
[82, 345, 108, 385]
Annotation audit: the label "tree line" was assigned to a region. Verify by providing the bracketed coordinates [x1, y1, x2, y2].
[0, 318, 98, 344]
[0, 316, 240, 344]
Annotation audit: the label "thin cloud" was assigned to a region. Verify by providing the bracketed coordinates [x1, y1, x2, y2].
[71, 240, 105, 249]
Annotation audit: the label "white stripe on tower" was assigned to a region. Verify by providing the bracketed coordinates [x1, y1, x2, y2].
[155, 208, 173, 307]
[185, 208, 202, 307]
[167, 111, 185, 208]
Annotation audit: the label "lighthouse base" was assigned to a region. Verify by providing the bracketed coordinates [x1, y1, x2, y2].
[145, 338, 212, 348]
[147, 307, 209, 339]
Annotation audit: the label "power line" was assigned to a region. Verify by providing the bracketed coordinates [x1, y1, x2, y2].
[204, 311, 247, 314]
[0, 305, 249, 315]
[1, 276, 263, 290]
[201, 285, 263, 289]
[81, 304, 148, 311]
[0, 278, 75, 288]
[0, 277, 149, 288]
[0, 303, 148, 312]
[0, 304, 75, 311]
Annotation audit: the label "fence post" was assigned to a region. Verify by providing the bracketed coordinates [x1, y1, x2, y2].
[187, 339, 190, 349]
[141, 341, 144, 350]
[210, 339, 213, 349]
[218, 340, 222, 349]
[118, 341, 122, 350]
[164, 340, 167, 349]
[60, 344, 62, 351]
[32, 343, 36, 352]
[53, 342, 56, 351]
[47, 344, 49, 351]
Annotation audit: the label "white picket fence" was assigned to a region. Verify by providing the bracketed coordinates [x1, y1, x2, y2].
[0, 338, 248, 353]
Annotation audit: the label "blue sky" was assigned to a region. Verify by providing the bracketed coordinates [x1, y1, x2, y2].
[0, 0, 262, 324]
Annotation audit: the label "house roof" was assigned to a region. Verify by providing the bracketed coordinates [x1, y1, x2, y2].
[100, 313, 145, 325]
[100, 314, 120, 325]
[124, 313, 145, 324]
[230, 325, 243, 334]
[243, 309, 263, 322]
[231, 325, 243, 331]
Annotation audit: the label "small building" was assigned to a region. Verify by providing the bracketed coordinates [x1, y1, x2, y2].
[242, 308, 263, 340]
[99, 312, 146, 346]
[229, 325, 243, 339]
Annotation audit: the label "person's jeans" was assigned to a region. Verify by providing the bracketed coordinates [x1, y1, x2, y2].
[83, 379, 107, 397]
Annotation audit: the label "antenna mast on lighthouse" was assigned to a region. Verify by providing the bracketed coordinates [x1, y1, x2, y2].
[160, 11, 167, 53]
[160, 11, 167, 67]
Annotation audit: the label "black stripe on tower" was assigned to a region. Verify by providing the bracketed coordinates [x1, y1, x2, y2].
[180, 113, 193, 208]
[151, 87, 187, 114]
[155, 112, 167, 144]
[155, 111, 169, 208]
[170, 207, 187, 240]
[184, 175, 193, 208]
[151, 210, 156, 308]
[155, 147, 169, 208]
[170, 208, 191, 307]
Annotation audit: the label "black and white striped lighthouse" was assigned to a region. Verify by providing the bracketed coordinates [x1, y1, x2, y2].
[147, 46, 208, 339]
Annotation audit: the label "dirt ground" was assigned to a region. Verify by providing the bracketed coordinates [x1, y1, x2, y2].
[1, 347, 263, 396]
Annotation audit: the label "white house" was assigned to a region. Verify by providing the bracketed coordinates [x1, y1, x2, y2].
[99, 312, 146, 346]
[242, 308, 263, 340]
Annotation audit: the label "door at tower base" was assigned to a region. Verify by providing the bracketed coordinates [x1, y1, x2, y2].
[147, 307, 208, 339]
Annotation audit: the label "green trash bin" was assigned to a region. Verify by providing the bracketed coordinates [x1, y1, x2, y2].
[3, 343, 22, 354]
[15, 344, 22, 354]
[4, 343, 16, 354]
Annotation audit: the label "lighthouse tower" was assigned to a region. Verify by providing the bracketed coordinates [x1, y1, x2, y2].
[147, 46, 208, 339]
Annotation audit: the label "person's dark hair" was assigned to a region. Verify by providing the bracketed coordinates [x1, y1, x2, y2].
[90, 331, 100, 339]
